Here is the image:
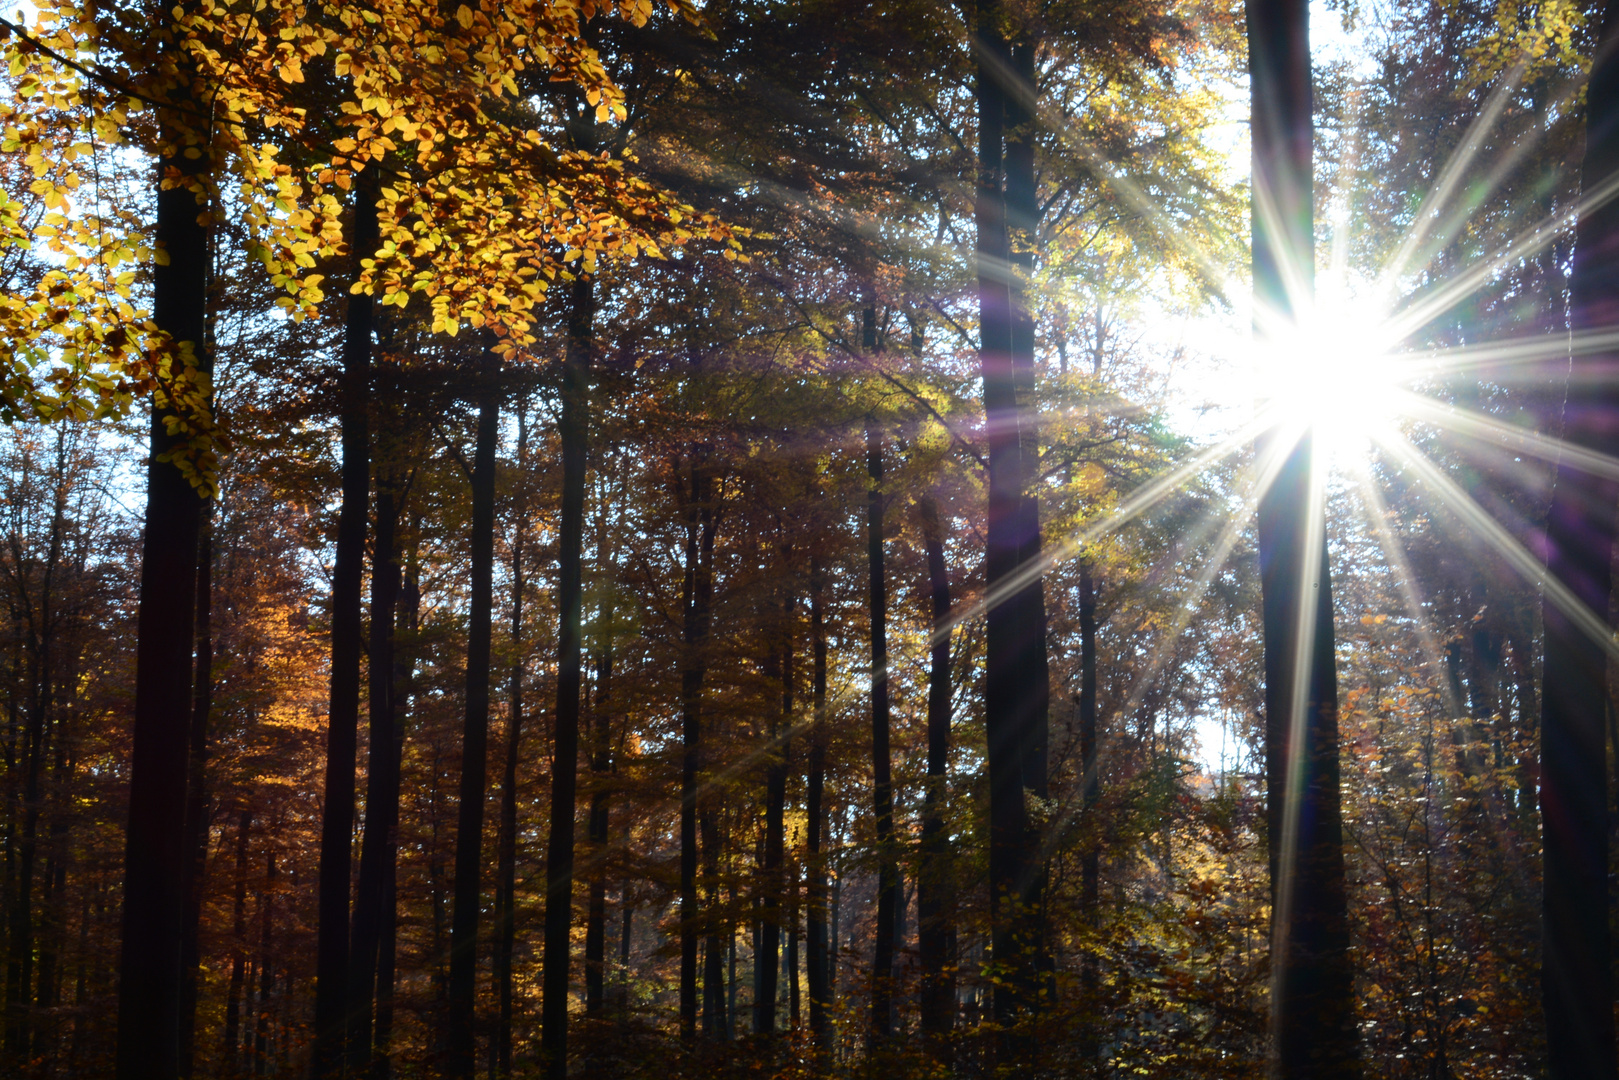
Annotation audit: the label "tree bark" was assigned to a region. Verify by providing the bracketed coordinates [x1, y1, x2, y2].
[223, 810, 252, 1070]
[755, 587, 792, 1035]
[1078, 558, 1100, 1070]
[1248, 0, 1359, 1075]
[679, 462, 715, 1041]
[179, 513, 214, 1079]
[864, 424, 897, 1045]
[805, 556, 831, 1052]
[350, 474, 401, 1077]
[916, 496, 956, 1043]
[252, 853, 276, 1077]
[447, 360, 500, 1080]
[116, 71, 212, 1080]
[976, 0, 1049, 1030]
[1542, 1, 1619, 1073]
[312, 173, 378, 1080]
[541, 276, 594, 1079]
[585, 648, 613, 1019]
[494, 406, 529, 1078]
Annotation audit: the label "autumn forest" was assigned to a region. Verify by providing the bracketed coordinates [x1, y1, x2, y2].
[0, 0, 1614, 1076]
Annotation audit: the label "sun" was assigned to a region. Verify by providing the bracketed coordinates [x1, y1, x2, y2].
[1256, 290, 1406, 463]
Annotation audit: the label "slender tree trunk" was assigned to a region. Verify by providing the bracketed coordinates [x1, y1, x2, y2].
[1248, 1, 1358, 1075]
[117, 73, 212, 1080]
[313, 173, 379, 1080]
[494, 407, 529, 1078]
[179, 513, 214, 1079]
[1078, 559, 1100, 1069]
[916, 497, 956, 1043]
[1542, 2, 1619, 1073]
[224, 810, 252, 1071]
[448, 361, 501, 1080]
[805, 556, 831, 1051]
[378, 555, 419, 1080]
[540, 275, 594, 1079]
[252, 853, 276, 1078]
[755, 589, 792, 1035]
[787, 891, 800, 1028]
[864, 426, 897, 1045]
[350, 476, 401, 1077]
[585, 649, 612, 1018]
[679, 463, 715, 1041]
[701, 809, 725, 1039]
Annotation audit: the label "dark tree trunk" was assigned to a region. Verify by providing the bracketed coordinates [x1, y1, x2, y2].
[805, 557, 831, 1051]
[350, 478, 402, 1078]
[755, 589, 792, 1036]
[1078, 559, 1100, 1069]
[585, 649, 613, 1019]
[11, 476, 66, 1060]
[116, 83, 211, 1080]
[1542, 1, 1619, 1073]
[864, 424, 897, 1046]
[679, 463, 715, 1041]
[1248, 0, 1359, 1075]
[494, 407, 529, 1078]
[701, 811, 726, 1039]
[447, 362, 500, 1080]
[252, 853, 275, 1078]
[540, 276, 593, 1079]
[179, 514, 214, 1079]
[378, 556, 419, 1080]
[975, 0, 1049, 1030]
[223, 810, 252, 1069]
[313, 175, 378, 1080]
[916, 497, 956, 1043]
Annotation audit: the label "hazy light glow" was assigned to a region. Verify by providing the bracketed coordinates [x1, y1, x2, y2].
[1253, 289, 1407, 462]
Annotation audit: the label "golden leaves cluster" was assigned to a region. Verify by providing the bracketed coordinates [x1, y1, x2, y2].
[0, 0, 739, 439]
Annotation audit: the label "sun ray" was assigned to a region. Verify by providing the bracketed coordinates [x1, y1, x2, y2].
[1402, 325, 1619, 379]
[1373, 429, 1619, 661]
[1036, 447, 1281, 864]
[1375, 59, 1550, 295]
[1395, 389, 1619, 481]
[1384, 168, 1619, 345]
[1345, 458, 1464, 716]
[933, 414, 1274, 644]
[1270, 425, 1336, 974]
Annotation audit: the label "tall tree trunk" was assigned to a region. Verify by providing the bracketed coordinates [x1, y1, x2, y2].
[447, 361, 500, 1080]
[312, 173, 379, 1080]
[378, 552, 419, 1080]
[223, 810, 252, 1070]
[252, 853, 275, 1078]
[1248, 0, 1358, 1075]
[1542, 2, 1619, 1073]
[1078, 558, 1100, 1070]
[540, 275, 594, 1079]
[494, 407, 529, 1078]
[179, 513, 214, 1079]
[975, 0, 1048, 1029]
[585, 648, 612, 1019]
[701, 809, 726, 1039]
[916, 496, 956, 1043]
[865, 425, 897, 1045]
[679, 462, 715, 1041]
[350, 476, 402, 1077]
[117, 66, 212, 1080]
[805, 556, 831, 1051]
[755, 588, 792, 1035]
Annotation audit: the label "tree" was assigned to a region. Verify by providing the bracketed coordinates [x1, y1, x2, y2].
[1248, 0, 1359, 1074]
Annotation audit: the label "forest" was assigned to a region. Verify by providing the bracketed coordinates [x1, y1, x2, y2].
[0, 0, 1615, 1076]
